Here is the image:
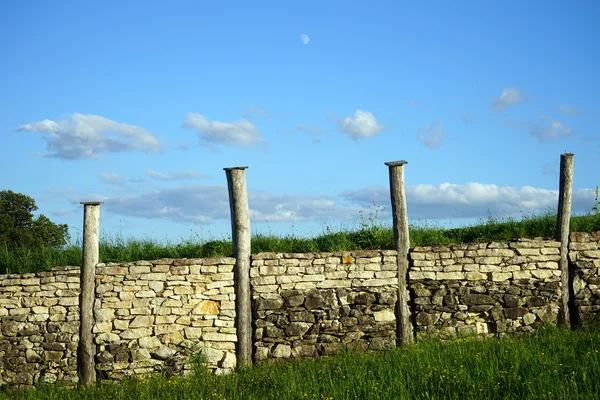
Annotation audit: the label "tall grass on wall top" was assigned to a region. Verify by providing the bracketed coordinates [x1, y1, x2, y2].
[1, 212, 600, 275]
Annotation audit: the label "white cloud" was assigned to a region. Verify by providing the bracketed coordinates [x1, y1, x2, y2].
[296, 124, 328, 143]
[491, 88, 523, 111]
[341, 183, 596, 220]
[51, 209, 77, 218]
[243, 105, 270, 121]
[94, 185, 353, 225]
[336, 110, 384, 140]
[559, 105, 580, 116]
[100, 172, 125, 185]
[184, 113, 263, 148]
[145, 169, 208, 181]
[17, 113, 162, 160]
[508, 117, 573, 143]
[300, 34, 310, 45]
[417, 121, 445, 148]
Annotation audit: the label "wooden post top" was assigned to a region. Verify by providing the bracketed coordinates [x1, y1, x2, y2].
[384, 160, 408, 167]
[223, 166, 249, 171]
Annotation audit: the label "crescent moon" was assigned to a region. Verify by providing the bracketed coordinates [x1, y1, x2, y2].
[300, 34, 309, 45]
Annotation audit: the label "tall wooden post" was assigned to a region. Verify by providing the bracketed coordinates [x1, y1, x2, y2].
[385, 160, 414, 346]
[556, 153, 574, 328]
[78, 202, 102, 386]
[224, 167, 252, 366]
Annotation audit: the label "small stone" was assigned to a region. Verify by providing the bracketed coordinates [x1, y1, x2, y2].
[285, 322, 311, 337]
[120, 327, 152, 339]
[523, 313, 537, 325]
[151, 346, 175, 360]
[96, 351, 114, 363]
[26, 349, 42, 363]
[130, 316, 152, 328]
[504, 308, 528, 319]
[272, 344, 292, 358]
[219, 351, 236, 369]
[44, 350, 63, 362]
[139, 336, 162, 348]
[373, 309, 395, 322]
[132, 348, 151, 361]
[96, 332, 120, 344]
[192, 300, 220, 315]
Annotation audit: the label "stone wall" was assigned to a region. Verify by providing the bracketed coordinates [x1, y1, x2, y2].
[569, 232, 600, 325]
[1, 232, 600, 388]
[250, 251, 399, 361]
[0, 266, 80, 387]
[408, 239, 563, 337]
[94, 258, 237, 378]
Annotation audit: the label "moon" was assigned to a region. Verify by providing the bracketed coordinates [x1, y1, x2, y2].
[300, 34, 309, 45]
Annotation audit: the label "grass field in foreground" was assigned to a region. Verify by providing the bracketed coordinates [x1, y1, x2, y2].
[2, 325, 599, 400]
[1, 212, 600, 275]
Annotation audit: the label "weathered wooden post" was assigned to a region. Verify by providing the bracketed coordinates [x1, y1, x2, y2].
[556, 153, 574, 328]
[224, 167, 252, 366]
[78, 201, 102, 386]
[385, 160, 414, 346]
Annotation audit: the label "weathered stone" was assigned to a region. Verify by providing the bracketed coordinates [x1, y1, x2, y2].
[139, 336, 162, 348]
[469, 305, 493, 313]
[132, 348, 151, 361]
[504, 308, 528, 319]
[94, 308, 115, 322]
[121, 328, 153, 340]
[526, 296, 547, 307]
[373, 310, 395, 322]
[377, 291, 397, 305]
[202, 332, 237, 342]
[151, 346, 175, 360]
[285, 322, 311, 337]
[96, 332, 120, 344]
[256, 297, 284, 310]
[96, 351, 114, 363]
[192, 300, 220, 315]
[25, 349, 42, 363]
[523, 313, 537, 325]
[503, 294, 520, 308]
[44, 351, 63, 362]
[304, 289, 325, 309]
[462, 294, 495, 305]
[290, 310, 315, 323]
[352, 292, 376, 305]
[416, 312, 439, 326]
[273, 344, 292, 358]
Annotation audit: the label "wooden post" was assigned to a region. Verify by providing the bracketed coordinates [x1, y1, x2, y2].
[78, 202, 102, 386]
[224, 167, 252, 366]
[556, 153, 574, 328]
[385, 160, 414, 346]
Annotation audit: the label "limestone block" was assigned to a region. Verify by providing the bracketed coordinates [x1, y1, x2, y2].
[272, 344, 292, 358]
[120, 328, 153, 340]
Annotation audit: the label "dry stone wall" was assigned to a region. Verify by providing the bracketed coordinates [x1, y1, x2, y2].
[0, 266, 80, 387]
[250, 251, 399, 361]
[408, 239, 563, 337]
[94, 258, 237, 378]
[569, 232, 600, 325]
[1, 232, 599, 388]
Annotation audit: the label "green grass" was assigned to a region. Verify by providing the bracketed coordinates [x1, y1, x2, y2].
[2, 324, 599, 400]
[1, 212, 600, 275]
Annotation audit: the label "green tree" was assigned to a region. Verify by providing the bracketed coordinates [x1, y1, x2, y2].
[0, 190, 69, 249]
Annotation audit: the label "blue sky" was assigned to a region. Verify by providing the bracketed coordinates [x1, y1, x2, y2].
[1, 1, 599, 243]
